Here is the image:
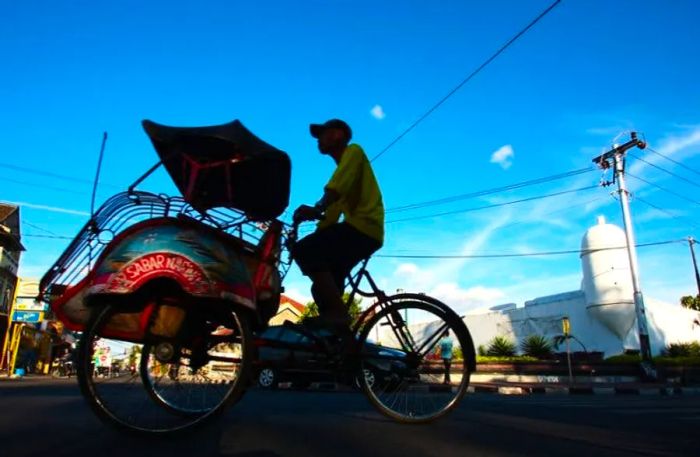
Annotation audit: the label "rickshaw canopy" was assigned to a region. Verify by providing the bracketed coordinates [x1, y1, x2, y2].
[142, 119, 291, 220]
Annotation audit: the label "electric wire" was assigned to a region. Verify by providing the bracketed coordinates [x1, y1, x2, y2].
[497, 195, 608, 230]
[2, 175, 90, 196]
[0, 161, 120, 188]
[627, 172, 700, 207]
[375, 239, 683, 259]
[386, 184, 598, 224]
[632, 196, 700, 231]
[647, 147, 700, 177]
[24, 234, 74, 240]
[386, 167, 593, 213]
[22, 221, 59, 236]
[629, 152, 700, 190]
[370, 0, 563, 162]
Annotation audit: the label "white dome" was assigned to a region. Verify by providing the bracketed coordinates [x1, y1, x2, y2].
[580, 216, 635, 338]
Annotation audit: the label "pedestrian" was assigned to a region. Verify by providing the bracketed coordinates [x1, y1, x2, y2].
[440, 330, 454, 384]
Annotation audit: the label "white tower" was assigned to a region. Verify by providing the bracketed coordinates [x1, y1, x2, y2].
[580, 216, 636, 338]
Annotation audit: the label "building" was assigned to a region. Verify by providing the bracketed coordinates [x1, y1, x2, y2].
[392, 217, 700, 357]
[468, 217, 700, 356]
[0, 204, 24, 363]
[268, 294, 306, 326]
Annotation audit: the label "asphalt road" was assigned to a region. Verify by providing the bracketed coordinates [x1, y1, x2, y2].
[0, 378, 697, 457]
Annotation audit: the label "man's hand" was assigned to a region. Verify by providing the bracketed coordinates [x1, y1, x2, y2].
[293, 204, 323, 223]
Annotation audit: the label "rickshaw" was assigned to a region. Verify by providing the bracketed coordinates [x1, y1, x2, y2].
[39, 119, 476, 433]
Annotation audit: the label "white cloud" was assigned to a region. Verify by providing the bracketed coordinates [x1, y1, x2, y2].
[430, 283, 505, 311]
[629, 126, 700, 177]
[395, 262, 419, 276]
[585, 126, 630, 137]
[370, 104, 386, 120]
[281, 285, 312, 305]
[2, 200, 89, 217]
[490, 144, 514, 169]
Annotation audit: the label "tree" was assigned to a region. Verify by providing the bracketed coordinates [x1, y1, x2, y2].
[127, 345, 142, 368]
[300, 293, 363, 324]
[680, 294, 700, 311]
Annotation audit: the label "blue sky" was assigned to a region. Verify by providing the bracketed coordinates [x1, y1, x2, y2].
[2, 0, 700, 312]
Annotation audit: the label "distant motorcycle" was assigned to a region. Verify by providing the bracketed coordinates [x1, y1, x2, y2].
[51, 353, 74, 378]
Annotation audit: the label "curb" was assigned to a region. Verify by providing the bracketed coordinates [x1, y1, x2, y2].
[468, 384, 700, 396]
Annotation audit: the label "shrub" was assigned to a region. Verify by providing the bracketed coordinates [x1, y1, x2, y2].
[604, 354, 700, 366]
[477, 355, 538, 363]
[486, 336, 516, 357]
[520, 335, 553, 359]
[477, 345, 487, 357]
[664, 342, 700, 358]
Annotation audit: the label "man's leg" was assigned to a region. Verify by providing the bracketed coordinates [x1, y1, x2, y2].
[309, 271, 349, 326]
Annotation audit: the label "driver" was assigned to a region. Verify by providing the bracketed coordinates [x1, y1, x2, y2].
[293, 118, 384, 336]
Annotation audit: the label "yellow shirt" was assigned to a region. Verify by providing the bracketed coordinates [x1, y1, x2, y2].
[317, 144, 384, 243]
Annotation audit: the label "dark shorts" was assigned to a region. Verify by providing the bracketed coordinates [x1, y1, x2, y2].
[293, 223, 382, 289]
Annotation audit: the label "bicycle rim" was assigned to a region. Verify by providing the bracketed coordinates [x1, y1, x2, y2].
[77, 302, 251, 433]
[357, 298, 471, 423]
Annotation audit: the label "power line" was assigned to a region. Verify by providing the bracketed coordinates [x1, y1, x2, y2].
[2, 175, 90, 196]
[497, 195, 607, 230]
[24, 233, 74, 240]
[647, 147, 700, 177]
[627, 172, 700, 207]
[632, 196, 700, 230]
[376, 239, 683, 259]
[629, 152, 700, 190]
[0, 162, 121, 188]
[387, 167, 593, 214]
[386, 185, 597, 224]
[370, 0, 563, 162]
[22, 221, 58, 236]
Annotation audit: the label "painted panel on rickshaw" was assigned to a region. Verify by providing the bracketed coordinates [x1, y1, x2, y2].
[91, 223, 254, 302]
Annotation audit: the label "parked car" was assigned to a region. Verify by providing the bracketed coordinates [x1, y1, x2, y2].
[253, 324, 409, 389]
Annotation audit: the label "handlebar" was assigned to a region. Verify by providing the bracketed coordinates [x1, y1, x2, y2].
[284, 210, 322, 257]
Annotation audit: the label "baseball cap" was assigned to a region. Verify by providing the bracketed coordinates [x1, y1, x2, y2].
[309, 119, 352, 141]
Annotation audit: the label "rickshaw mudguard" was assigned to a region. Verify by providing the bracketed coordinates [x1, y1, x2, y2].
[90, 218, 256, 305]
[54, 218, 257, 332]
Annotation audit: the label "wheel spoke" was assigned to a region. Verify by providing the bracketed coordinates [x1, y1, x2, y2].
[357, 297, 471, 423]
[76, 303, 251, 433]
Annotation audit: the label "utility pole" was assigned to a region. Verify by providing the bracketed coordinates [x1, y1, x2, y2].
[689, 237, 700, 296]
[593, 132, 655, 377]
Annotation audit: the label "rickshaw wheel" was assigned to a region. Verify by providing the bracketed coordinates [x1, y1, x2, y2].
[76, 300, 252, 434]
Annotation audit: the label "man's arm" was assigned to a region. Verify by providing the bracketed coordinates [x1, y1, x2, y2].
[293, 189, 340, 223]
[314, 189, 340, 213]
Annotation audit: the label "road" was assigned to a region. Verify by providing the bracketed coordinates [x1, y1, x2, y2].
[0, 378, 697, 457]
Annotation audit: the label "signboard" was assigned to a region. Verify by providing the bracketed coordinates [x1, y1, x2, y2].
[16, 278, 40, 299]
[14, 297, 47, 312]
[94, 345, 112, 368]
[13, 310, 44, 323]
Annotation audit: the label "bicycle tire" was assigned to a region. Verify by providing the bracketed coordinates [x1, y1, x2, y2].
[356, 295, 473, 423]
[76, 301, 252, 434]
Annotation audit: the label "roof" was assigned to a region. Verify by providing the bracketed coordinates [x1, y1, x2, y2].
[279, 294, 306, 313]
[0, 204, 17, 224]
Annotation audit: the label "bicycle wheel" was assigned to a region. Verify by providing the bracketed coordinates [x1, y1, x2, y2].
[356, 295, 473, 423]
[76, 300, 252, 433]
